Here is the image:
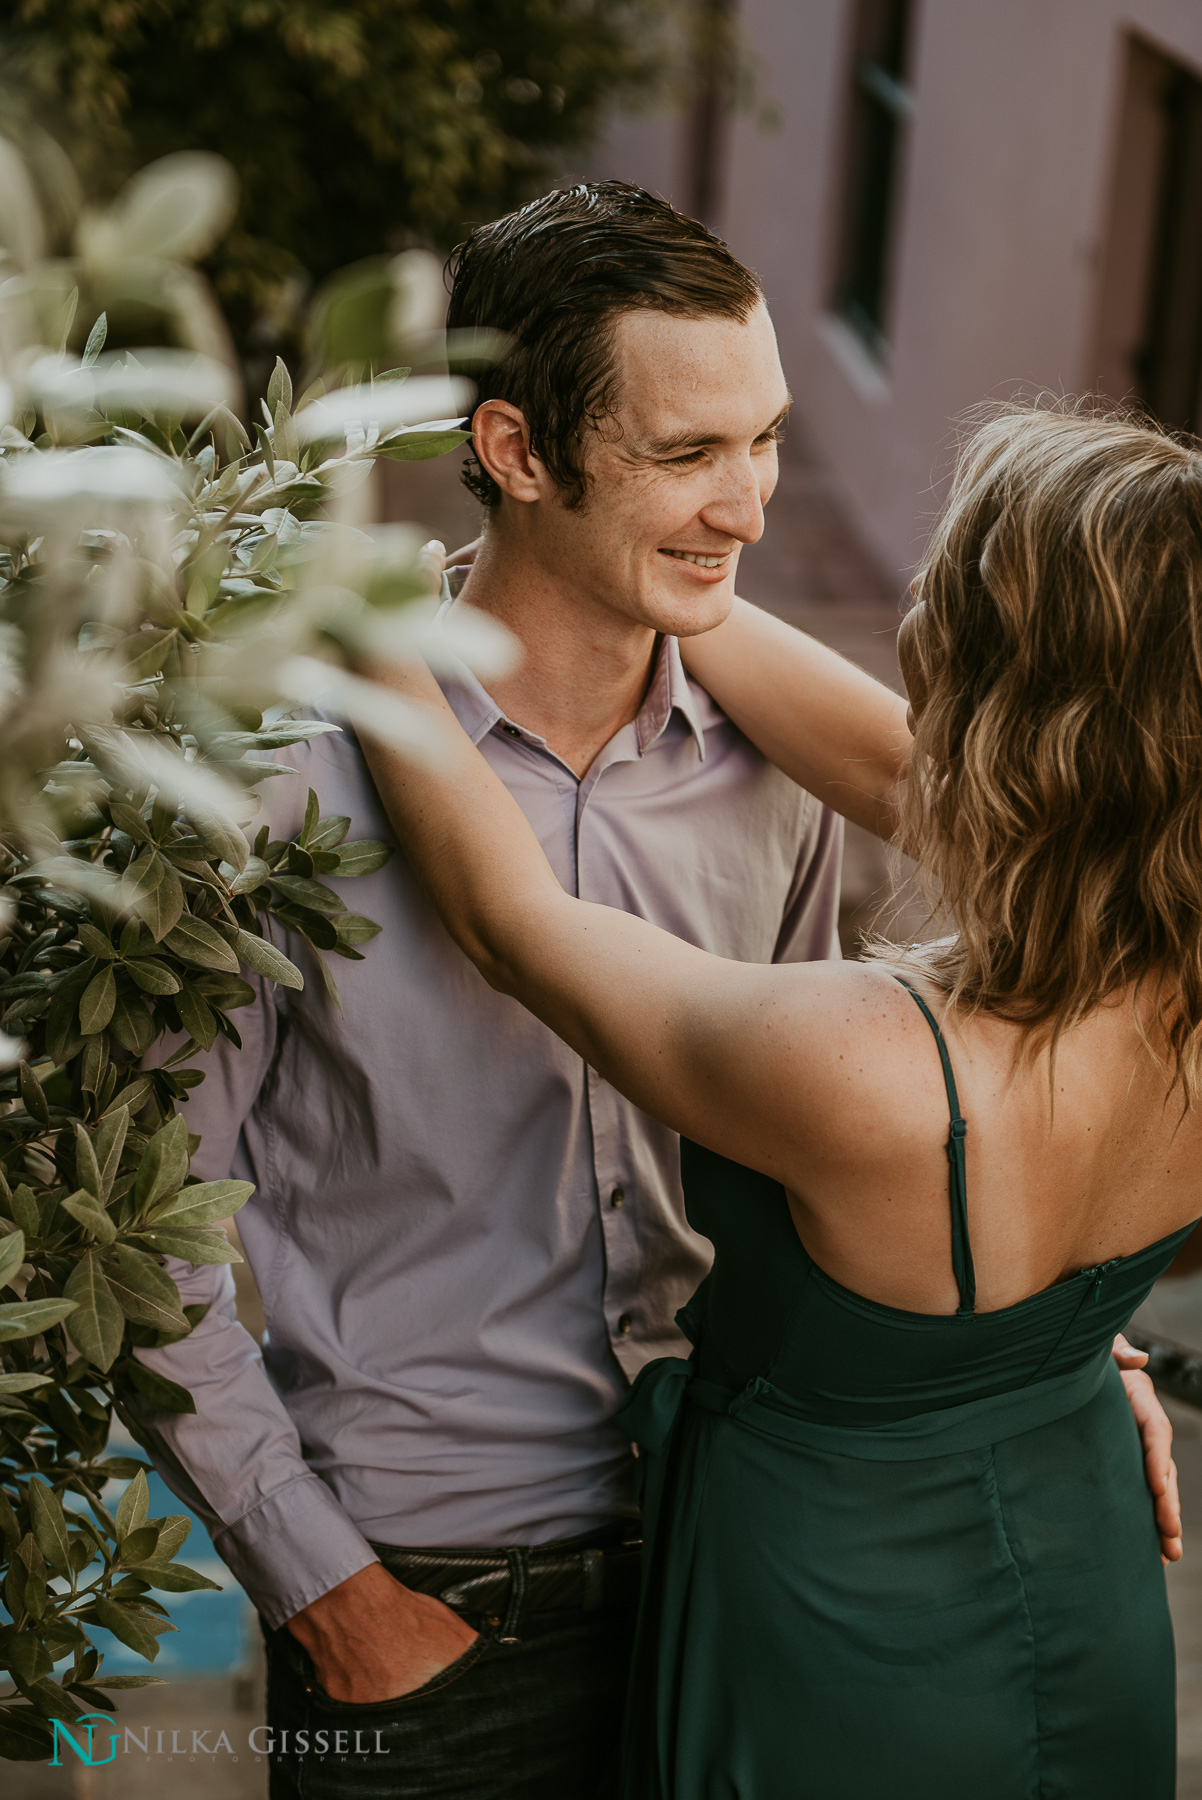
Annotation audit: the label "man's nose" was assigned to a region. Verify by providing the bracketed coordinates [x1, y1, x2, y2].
[699, 457, 766, 546]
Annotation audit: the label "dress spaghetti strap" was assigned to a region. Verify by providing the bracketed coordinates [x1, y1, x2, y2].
[895, 978, 976, 1317]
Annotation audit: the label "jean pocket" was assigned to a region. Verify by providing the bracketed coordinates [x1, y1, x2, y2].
[306, 1622, 495, 1712]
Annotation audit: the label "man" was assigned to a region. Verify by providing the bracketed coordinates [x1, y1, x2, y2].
[135, 184, 1174, 1799]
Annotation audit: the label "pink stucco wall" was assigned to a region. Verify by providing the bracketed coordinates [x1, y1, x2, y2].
[587, 1, 1202, 579]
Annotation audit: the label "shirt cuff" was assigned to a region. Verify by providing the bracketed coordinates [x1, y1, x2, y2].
[211, 1472, 379, 1629]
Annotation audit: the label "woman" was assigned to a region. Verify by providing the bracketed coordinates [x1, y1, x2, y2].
[362, 406, 1200, 1797]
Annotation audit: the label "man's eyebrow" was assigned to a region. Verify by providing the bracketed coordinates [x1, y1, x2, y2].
[636, 400, 793, 459]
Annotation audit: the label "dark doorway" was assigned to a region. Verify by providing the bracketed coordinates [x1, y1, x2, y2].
[1139, 60, 1202, 432]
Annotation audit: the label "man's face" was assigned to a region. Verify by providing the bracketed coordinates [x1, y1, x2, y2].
[534, 300, 789, 637]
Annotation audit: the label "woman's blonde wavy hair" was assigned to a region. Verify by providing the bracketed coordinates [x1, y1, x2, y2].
[890, 400, 1202, 1097]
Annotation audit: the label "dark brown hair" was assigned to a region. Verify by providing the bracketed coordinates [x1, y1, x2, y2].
[892, 402, 1202, 1093]
[447, 181, 763, 509]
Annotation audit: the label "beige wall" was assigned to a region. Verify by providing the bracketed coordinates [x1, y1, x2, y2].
[589, 1, 1202, 579]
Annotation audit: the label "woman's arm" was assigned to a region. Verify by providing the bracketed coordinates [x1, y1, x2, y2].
[440, 544, 910, 837]
[680, 599, 911, 838]
[358, 661, 861, 1184]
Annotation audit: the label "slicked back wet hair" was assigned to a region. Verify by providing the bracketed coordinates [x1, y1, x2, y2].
[447, 181, 763, 510]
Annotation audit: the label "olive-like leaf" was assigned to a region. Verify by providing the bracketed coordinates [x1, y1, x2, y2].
[78, 963, 117, 1034]
[135, 1560, 222, 1592]
[163, 916, 239, 972]
[0, 1296, 77, 1342]
[122, 851, 184, 941]
[0, 1371, 51, 1394]
[108, 988, 155, 1057]
[146, 1178, 252, 1229]
[331, 840, 394, 878]
[335, 914, 383, 946]
[105, 1244, 190, 1334]
[74, 1123, 102, 1199]
[77, 922, 117, 959]
[95, 1104, 129, 1198]
[133, 1113, 189, 1211]
[230, 927, 303, 989]
[115, 1469, 149, 1540]
[175, 981, 217, 1050]
[27, 1479, 71, 1578]
[63, 1253, 123, 1370]
[108, 802, 151, 843]
[269, 873, 347, 914]
[89, 1596, 167, 1661]
[133, 1225, 241, 1264]
[61, 1187, 118, 1245]
[0, 1703, 55, 1759]
[118, 1359, 196, 1414]
[0, 1229, 25, 1291]
[18, 1060, 49, 1127]
[125, 957, 181, 995]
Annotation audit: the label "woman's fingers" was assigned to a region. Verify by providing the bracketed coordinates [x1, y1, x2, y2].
[1111, 1330, 1149, 1370]
[446, 536, 483, 567]
[1160, 1455, 1183, 1564]
[419, 539, 447, 591]
[1120, 1365, 1172, 1493]
[1115, 1359, 1183, 1559]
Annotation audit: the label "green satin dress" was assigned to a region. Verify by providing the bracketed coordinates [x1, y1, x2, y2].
[616, 981, 1192, 1799]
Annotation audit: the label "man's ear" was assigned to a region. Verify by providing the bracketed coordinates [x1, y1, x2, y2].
[472, 400, 546, 504]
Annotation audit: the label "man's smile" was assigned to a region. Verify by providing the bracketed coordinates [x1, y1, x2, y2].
[658, 548, 734, 568]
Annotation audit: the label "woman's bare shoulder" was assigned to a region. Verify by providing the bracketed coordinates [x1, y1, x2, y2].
[721, 958, 956, 1178]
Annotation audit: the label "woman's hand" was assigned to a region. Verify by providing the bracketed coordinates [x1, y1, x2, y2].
[446, 537, 483, 570]
[1113, 1334, 1183, 1563]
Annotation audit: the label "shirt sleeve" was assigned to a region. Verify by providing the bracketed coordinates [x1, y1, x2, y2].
[128, 956, 379, 1628]
[772, 795, 845, 967]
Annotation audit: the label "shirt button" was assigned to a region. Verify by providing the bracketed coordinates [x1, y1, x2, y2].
[617, 1313, 632, 1336]
[610, 1186, 625, 1209]
[501, 724, 522, 738]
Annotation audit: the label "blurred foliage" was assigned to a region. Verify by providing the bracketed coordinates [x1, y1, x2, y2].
[0, 0, 676, 369]
[0, 143, 507, 1758]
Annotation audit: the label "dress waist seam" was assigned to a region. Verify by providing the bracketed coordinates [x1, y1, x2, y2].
[681, 1350, 1113, 1462]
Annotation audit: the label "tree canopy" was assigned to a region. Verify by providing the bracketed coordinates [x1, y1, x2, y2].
[0, 0, 670, 360]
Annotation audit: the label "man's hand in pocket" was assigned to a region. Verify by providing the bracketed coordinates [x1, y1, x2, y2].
[287, 1562, 479, 1703]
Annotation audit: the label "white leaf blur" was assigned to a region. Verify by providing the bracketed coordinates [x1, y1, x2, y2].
[0, 445, 183, 508]
[295, 377, 473, 444]
[85, 729, 250, 828]
[27, 349, 238, 420]
[0, 138, 46, 271]
[276, 657, 450, 760]
[77, 153, 239, 266]
[389, 250, 446, 341]
[370, 598, 520, 682]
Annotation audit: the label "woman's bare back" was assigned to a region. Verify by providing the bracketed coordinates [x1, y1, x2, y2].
[783, 964, 1202, 1317]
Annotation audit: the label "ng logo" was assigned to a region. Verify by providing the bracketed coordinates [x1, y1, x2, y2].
[49, 1713, 118, 1767]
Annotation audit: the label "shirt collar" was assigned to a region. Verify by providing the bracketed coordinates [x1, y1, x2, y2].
[636, 635, 707, 762]
[434, 599, 707, 763]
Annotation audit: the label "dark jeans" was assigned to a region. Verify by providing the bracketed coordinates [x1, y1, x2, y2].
[263, 1557, 638, 1799]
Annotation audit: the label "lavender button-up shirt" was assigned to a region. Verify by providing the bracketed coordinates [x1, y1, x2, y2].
[136, 635, 843, 1627]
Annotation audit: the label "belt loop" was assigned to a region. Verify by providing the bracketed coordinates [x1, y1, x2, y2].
[499, 1549, 527, 1643]
[581, 1548, 604, 1612]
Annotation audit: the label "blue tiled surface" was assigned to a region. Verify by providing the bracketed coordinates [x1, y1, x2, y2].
[65, 1465, 254, 1680]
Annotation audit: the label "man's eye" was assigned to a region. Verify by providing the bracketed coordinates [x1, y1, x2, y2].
[666, 450, 705, 467]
